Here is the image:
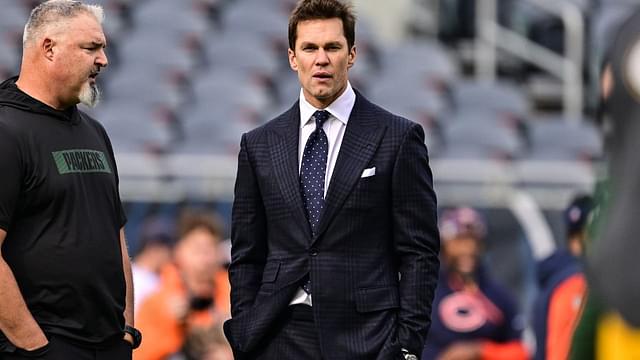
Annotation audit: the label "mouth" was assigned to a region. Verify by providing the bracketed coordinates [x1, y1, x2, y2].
[313, 72, 332, 80]
[88, 71, 99, 82]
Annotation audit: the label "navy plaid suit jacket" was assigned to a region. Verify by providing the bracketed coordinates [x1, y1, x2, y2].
[224, 90, 440, 359]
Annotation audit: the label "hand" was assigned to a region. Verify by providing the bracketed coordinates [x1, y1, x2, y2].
[123, 332, 134, 346]
[437, 342, 481, 360]
[15, 331, 48, 351]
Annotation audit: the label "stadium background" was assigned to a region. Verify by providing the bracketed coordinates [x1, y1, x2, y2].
[1, 0, 636, 353]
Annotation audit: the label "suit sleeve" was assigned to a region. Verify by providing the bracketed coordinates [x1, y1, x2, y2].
[228, 134, 268, 317]
[391, 123, 440, 354]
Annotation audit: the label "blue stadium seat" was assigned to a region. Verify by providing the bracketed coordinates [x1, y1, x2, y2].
[527, 117, 602, 161]
[440, 111, 525, 160]
[451, 80, 529, 118]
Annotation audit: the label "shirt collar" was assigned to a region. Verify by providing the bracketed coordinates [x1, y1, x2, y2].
[299, 82, 356, 129]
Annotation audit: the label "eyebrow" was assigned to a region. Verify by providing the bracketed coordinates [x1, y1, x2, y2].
[84, 41, 107, 48]
[300, 41, 343, 48]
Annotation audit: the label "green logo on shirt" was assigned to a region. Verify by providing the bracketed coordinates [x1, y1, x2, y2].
[52, 149, 112, 174]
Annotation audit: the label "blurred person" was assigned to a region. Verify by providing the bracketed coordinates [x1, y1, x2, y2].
[532, 195, 592, 360]
[135, 210, 231, 360]
[568, 10, 640, 358]
[0, 1, 140, 359]
[169, 324, 233, 360]
[132, 216, 175, 312]
[589, 6, 640, 328]
[423, 207, 528, 360]
[223, 0, 440, 359]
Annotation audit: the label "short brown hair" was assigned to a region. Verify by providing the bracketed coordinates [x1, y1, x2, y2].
[177, 209, 224, 243]
[288, 0, 356, 51]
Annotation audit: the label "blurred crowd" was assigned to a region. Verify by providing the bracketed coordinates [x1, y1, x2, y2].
[128, 195, 599, 360]
[131, 210, 233, 360]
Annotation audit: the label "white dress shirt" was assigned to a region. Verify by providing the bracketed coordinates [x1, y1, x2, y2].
[290, 82, 356, 306]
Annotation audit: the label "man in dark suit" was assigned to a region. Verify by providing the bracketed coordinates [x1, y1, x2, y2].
[223, 0, 440, 359]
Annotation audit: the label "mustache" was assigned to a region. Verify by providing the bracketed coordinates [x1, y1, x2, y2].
[89, 66, 104, 77]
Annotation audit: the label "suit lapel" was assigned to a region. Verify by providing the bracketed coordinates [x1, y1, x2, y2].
[268, 104, 313, 238]
[313, 93, 387, 243]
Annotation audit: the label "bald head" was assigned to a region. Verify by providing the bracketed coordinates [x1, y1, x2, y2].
[23, 0, 104, 49]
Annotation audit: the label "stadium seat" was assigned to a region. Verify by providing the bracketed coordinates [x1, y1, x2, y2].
[95, 102, 178, 153]
[191, 69, 273, 114]
[527, 117, 603, 161]
[381, 39, 459, 83]
[117, 30, 199, 75]
[440, 112, 526, 160]
[451, 80, 529, 118]
[205, 33, 282, 76]
[103, 67, 188, 110]
[0, 4, 29, 34]
[133, 0, 211, 35]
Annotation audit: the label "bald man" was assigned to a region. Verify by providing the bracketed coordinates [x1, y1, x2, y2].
[0, 1, 139, 358]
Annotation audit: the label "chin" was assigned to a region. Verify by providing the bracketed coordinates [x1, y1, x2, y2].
[78, 84, 101, 108]
[312, 90, 334, 100]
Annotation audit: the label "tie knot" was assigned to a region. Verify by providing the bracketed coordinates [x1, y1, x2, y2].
[313, 110, 330, 130]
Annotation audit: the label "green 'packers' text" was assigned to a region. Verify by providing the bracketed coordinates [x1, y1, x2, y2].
[52, 149, 112, 174]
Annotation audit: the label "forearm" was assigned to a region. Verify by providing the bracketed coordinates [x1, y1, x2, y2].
[120, 228, 134, 326]
[0, 257, 47, 349]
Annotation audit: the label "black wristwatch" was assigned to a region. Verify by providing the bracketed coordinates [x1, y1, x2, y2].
[124, 325, 142, 349]
[401, 348, 418, 360]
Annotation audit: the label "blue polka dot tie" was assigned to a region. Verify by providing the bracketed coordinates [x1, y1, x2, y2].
[299, 110, 329, 295]
[300, 110, 330, 235]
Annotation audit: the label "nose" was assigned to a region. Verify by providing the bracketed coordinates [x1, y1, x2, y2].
[96, 48, 108, 68]
[315, 48, 329, 65]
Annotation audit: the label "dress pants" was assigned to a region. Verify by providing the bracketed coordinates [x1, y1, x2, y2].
[0, 335, 132, 360]
[254, 304, 323, 360]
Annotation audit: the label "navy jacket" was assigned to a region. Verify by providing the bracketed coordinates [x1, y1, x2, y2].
[532, 250, 583, 360]
[224, 90, 440, 359]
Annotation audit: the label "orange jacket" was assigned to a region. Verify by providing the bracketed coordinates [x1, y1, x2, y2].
[134, 264, 230, 360]
[545, 274, 587, 360]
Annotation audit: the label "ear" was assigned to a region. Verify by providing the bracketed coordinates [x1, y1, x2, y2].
[288, 48, 298, 72]
[42, 38, 55, 62]
[347, 46, 357, 69]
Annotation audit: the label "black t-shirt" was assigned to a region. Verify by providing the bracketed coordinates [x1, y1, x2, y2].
[0, 78, 127, 348]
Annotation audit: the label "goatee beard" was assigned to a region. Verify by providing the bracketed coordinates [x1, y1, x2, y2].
[79, 83, 101, 108]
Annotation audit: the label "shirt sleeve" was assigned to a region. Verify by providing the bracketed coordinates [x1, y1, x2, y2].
[0, 123, 23, 231]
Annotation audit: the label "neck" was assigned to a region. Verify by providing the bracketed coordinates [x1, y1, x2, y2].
[16, 65, 70, 110]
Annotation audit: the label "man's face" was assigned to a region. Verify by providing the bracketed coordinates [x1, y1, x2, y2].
[49, 13, 108, 108]
[442, 236, 480, 277]
[288, 18, 356, 109]
[174, 228, 220, 297]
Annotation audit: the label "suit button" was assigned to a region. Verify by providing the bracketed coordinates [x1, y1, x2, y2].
[309, 248, 318, 256]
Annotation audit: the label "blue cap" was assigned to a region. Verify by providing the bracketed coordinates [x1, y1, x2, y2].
[565, 194, 594, 236]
